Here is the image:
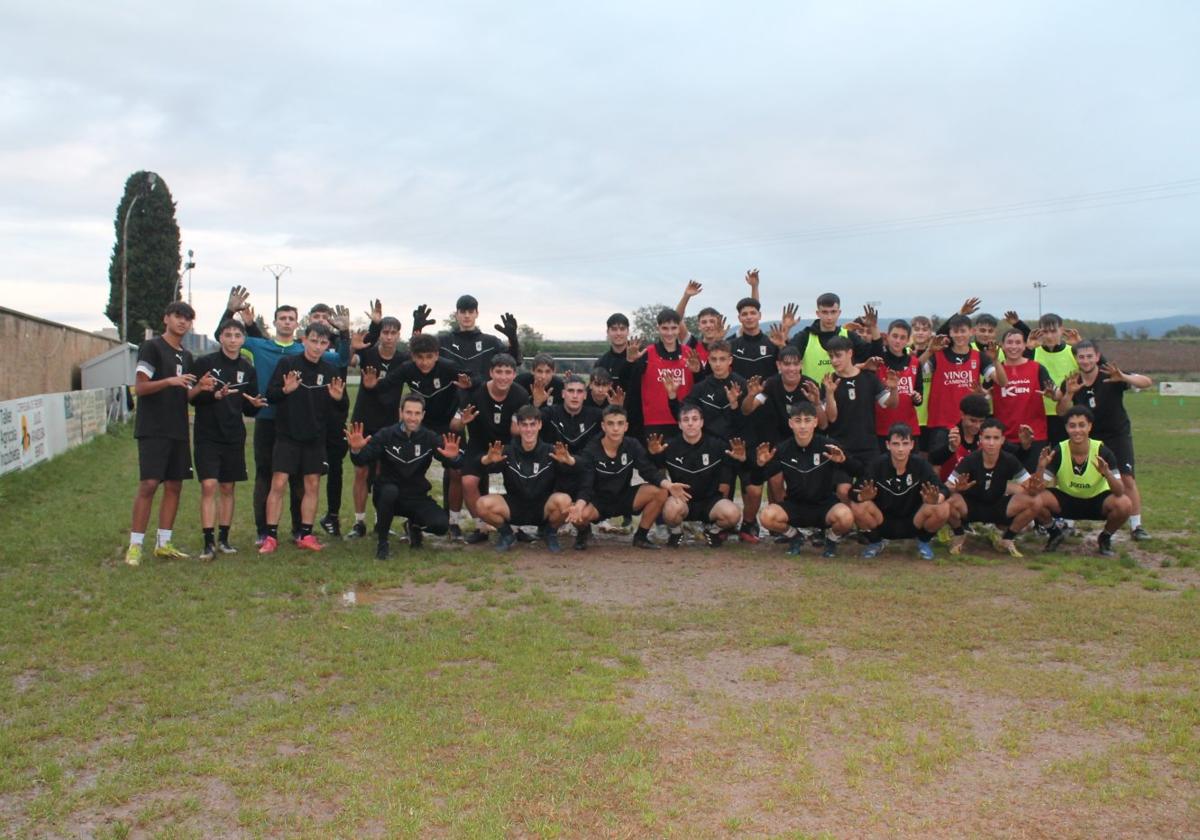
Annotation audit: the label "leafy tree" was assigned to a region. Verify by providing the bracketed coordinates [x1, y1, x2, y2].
[518, 323, 544, 356]
[1164, 324, 1200, 339]
[105, 171, 182, 341]
[632, 303, 699, 339]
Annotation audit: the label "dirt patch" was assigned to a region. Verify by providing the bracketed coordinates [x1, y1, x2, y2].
[60, 777, 248, 839]
[345, 580, 488, 617]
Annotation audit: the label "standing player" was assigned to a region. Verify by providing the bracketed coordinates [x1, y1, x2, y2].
[346, 395, 464, 559]
[756, 402, 856, 557]
[345, 316, 408, 539]
[647, 403, 746, 547]
[1035, 406, 1132, 557]
[451, 354, 530, 543]
[945, 418, 1043, 557]
[992, 327, 1057, 471]
[125, 302, 206, 565]
[189, 319, 267, 560]
[851, 423, 951, 560]
[788, 293, 872, 381]
[1058, 341, 1154, 540]
[873, 319, 924, 450]
[260, 323, 349, 554]
[825, 337, 897, 467]
[1031, 313, 1080, 444]
[626, 308, 706, 440]
[567, 405, 683, 550]
[307, 303, 356, 538]
[920, 314, 1003, 456]
[436, 294, 521, 384]
[475, 406, 577, 552]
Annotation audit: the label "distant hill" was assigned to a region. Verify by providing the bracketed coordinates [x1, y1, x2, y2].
[1112, 314, 1200, 338]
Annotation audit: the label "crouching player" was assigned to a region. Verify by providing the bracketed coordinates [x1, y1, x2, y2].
[852, 423, 950, 560]
[346, 394, 463, 559]
[945, 418, 1043, 558]
[1035, 406, 1131, 557]
[755, 402, 855, 557]
[646, 402, 746, 547]
[567, 405, 686, 551]
[475, 405, 576, 552]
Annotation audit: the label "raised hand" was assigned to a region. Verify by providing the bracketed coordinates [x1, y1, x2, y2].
[780, 303, 799, 332]
[1064, 372, 1084, 396]
[744, 268, 759, 288]
[244, 393, 268, 408]
[646, 433, 667, 455]
[724, 381, 743, 407]
[495, 312, 519, 343]
[455, 372, 473, 390]
[768, 322, 788, 348]
[825, 443, 847, 463]
[666, 481, 691, 501]
[282, 370, 301, 394]
[331, 305, 351, 333]
[328, 376, 346, 401]
[725, 438, 747, 462]
[885, 368, 899, 389]
[959, 297, 982, 316]
[947, 426, 962, 451]
[1004, 310, 1020, 325]
[412, 304, 435, 334]
[550, 441, 574, 464]
[196, 372, 218, 392]
[1026, 328, 1044, 350]
[361, 366, 379, 390]
[625, 337, 645, 362]
[1037, 445, 1055, 470]
[481, 439, 506, 465]
[801, 379, 823, 404]
[920, 481, 943, 505]
[213, 384, 229, 401]
[531, 380, 549, 407]
[351, 330, 370, 352]
[861, 356, 883, 372]
[862, 304, 879, 330]
[459, 404, 478, 425]
[1094, 454, 1112, 477]
[226, 285, 250, 313]
[857, 480, 878, 502]
[438, 432, 462, 459]
[982, 340, 999, 360]
[1100, 362, 1125, 384]
[684, 279, 703, 298]
[822, 372, 839, 392]
[931, 334, 951, 351]
[1022, 473, 1045, 495]
[1063, 328, 1081, 345]
[364, 299, 383, 324]
[662, 376, 679, 400]
[756, 441, 776, 467]
[950, 474, 976, 494]
[683, 345, 701, 374]
[609, 385, 626, 406]
[1018, 424, 1035, 448]
[746, 375, 765, 399]
[344, 422, 371, 451]
[715, 313, 729, 337]
[242, 304, 257, 327]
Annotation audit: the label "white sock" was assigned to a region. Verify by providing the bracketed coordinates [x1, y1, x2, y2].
[156, 530, 172, 548]
[1130, 514, 1142, 528]
[668, 526, 683, 535]
[355, 512, 366, 523]
[130, 532, 145, 547]
[449, 510, 462, 525]
[783, 527, 798, 538]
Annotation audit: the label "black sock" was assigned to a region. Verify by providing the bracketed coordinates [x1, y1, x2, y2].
[218, 525, 230, 543]
[1002, 529, 1016, 540]
[1047, 523, 1062, 537]
[868, 528, 883, 543]
[266, 525, 278, 539]
[1100, 530, 1113, 539]
[498, 523, 514, 537]
[299, 523, 313, 538]
[916, 529, 933, 543]
[952, 526, 966, 536]
[203, 527, 215, 546]
[634, 526, 650, 540]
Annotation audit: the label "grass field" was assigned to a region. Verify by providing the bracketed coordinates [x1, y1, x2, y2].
[0, 391, 1197, 838]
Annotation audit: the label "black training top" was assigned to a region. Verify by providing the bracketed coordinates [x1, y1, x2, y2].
[480, 440, 575, 508]
[266, 354, 349, 442]
[687, 371, 748, 444]
[1072, 376, 1132, 439]
[764, 434, 852, 504]
[539, 403, 602, 453]
[650, 433, 735, 500]
[860, 453, 945, 519]
[458, 382, 530, 452]
[750, 374, 822, 445]
[190, 351, 260, 444]
[828, 370, 887, 453]
[135, 336, 194, 441]
[728, 332, 779, 381]
[438, 328, 511, 385]
[351, 345, 409, 432]
[949, 450, 1029, 504]
[373, 358, 464, 431]
[349, 424, 462, 495]
[576, 437, 664, 506]
[515, 372, 565, 407]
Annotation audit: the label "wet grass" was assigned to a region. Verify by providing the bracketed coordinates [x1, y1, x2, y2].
[0, 390, 1196, 836]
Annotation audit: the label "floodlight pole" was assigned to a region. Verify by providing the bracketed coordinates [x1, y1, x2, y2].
[121, 172, 158, 342]
[263, 264, 292, 314]
[1033, 282, 1048, 318]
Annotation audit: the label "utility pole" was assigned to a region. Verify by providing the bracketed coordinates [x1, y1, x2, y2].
[263, 264, 291, 315]
[183, 249, 196, 306]
[1032, 282, 1048, 318]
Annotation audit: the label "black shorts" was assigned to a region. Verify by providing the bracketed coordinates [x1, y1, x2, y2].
[138, 437, 192, 481]
[193, 439, 247, 483]
[878, 517, 921, 541]
[505, 496, 548, 527]
[1051, 489, 1111, 521]
[964, 496, 1012, 526]
[684, 494, 725, 522]
[593, 485, 642, 520]
[779, 498, 837, 529]
[271, 435, 328, 477]
[737, 461, 765, 487]
[1103, 434, 1136, 478]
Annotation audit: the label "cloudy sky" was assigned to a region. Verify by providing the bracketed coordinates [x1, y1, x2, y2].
[2, 2, 1197, 339]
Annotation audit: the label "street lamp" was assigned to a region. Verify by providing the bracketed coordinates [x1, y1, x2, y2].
[1033, 282, 1048, 318]
[121, 172, 158, 342]
[263, 263, 291, 314]
[183, 249, 197, 306]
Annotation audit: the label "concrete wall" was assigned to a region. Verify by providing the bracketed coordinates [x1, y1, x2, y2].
[0, 308, 121, 401]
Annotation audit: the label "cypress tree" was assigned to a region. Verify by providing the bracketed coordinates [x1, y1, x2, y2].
[105, 171, 182, 341]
